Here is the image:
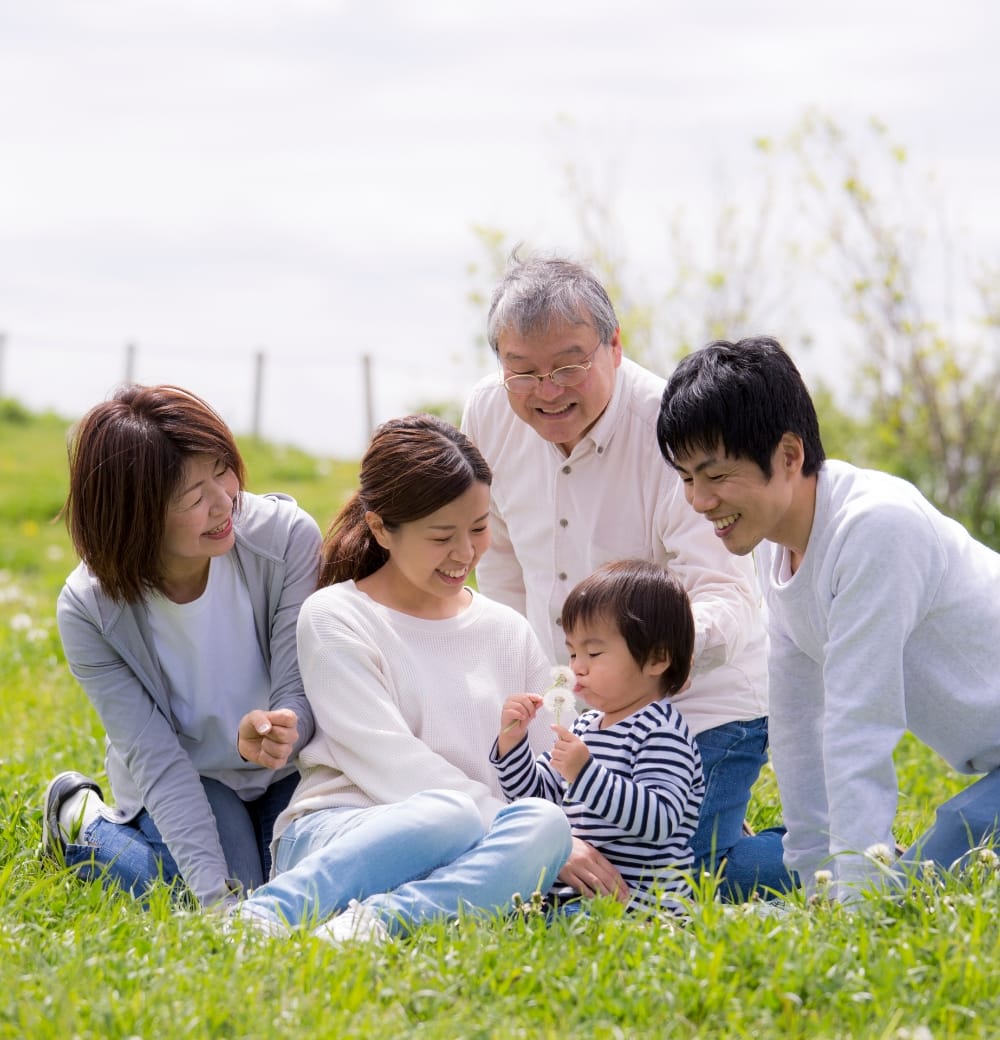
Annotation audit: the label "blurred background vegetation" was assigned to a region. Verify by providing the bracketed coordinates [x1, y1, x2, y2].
[462, 112, 1000, 548]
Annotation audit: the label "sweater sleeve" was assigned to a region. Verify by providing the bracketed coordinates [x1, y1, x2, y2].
[265, 502, 322, 752]
[490, 734, 565, 804]
[766, 619, 832, 894]
[56, 586, 233, 906]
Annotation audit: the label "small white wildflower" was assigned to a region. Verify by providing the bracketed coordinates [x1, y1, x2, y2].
[9, 613, 32, 632]
[813, 870, 833, 888]
[864, 843, 894, 867]
[973, 847, 999, 870]
[541, 666, 576, 726]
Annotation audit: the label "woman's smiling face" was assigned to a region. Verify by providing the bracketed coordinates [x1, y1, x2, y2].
[368, 481, 492, 617]
[159, 453, 239, 576]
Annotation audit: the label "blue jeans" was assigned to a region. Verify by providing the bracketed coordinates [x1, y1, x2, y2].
[901, 766, 1000, 874]
[240, 789, 572, 936]
[693, 717, 797, 901]
[64, 772, 299, 899]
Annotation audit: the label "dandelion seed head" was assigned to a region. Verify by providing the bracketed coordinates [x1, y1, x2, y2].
[548, 666, 574, 688]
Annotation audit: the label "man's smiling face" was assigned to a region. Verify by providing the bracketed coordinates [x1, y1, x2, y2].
[671, 442, 795, 557]
[496, 315, 621, 455]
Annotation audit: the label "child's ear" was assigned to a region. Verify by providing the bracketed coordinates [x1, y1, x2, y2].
[644, 651, 671, 678]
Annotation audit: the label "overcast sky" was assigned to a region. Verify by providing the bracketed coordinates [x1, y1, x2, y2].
[2, 0, 998, 456]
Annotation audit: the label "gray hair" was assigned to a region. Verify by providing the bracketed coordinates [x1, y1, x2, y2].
[486, 252, 619, 353]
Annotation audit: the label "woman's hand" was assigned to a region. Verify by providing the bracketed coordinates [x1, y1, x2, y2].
[557, 837, 630, 902]
[237, 708, 299, 769]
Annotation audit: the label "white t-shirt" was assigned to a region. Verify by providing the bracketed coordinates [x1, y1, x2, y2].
[147, 553, 291, 798]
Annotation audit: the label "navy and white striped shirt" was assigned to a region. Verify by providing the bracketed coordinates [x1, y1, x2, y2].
[492, 698, 704, 917]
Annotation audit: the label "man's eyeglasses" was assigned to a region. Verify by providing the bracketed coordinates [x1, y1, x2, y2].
[500, 343, 604, 395]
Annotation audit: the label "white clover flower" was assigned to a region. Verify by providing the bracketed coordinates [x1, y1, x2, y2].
[973, 847, 999, 870]
[541, 666, 576, 727]
[9, 613, 32, 632]
[864, 843, 895, 867]
[813, 870, 833, 888]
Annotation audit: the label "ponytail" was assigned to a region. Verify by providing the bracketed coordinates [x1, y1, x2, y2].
[318, 493, 387, 588]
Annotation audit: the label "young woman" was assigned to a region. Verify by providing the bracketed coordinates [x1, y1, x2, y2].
[44, 384, 321, 908]
[232, 414, 571, 942]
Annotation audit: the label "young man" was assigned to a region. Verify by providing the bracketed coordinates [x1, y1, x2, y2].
[462, 254, 790, 900]
[657, 335, 1000, 901]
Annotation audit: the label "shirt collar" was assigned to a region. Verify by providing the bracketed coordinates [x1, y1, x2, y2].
[564, 361, 627, 458]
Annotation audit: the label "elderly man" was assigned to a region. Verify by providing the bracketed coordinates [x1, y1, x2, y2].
[462, 254, 791, 900]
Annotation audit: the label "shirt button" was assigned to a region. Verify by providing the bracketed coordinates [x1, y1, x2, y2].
[562, 465, 571, 474]
[559, 518, 568, 528]
[558, 572, 567, 581]
[555, 617, 563, 627]
[596, 446, 604, 454]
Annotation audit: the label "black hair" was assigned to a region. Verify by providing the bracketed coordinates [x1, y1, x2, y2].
[560, 559, 694, 696]
[657, 337, 825, 478]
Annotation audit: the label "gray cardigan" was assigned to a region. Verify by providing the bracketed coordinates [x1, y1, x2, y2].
[56, 492, 322, 906]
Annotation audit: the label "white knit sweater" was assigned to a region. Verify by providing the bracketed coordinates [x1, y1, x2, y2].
[273, 582, 555, 842]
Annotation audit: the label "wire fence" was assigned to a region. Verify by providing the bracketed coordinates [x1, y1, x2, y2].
[0, 331, 489, 459]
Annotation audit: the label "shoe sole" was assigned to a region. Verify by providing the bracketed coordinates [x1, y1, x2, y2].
[41, 771, 104, 863]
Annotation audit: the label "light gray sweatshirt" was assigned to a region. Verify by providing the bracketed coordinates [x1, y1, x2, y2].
[759, 461, 1000, 897]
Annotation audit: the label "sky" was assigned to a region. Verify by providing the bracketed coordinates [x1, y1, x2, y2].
[1, 0, 998, 457]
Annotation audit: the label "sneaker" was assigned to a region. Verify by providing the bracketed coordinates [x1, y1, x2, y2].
[41, 771, 105, 862]
[312, 899, 389, 945]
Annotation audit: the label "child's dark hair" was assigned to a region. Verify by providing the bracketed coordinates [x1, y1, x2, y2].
[319, 414, 492, 587]
[560, 559, 694, 695]
[657, 336, 825, 478]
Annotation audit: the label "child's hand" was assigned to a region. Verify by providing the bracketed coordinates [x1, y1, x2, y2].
[498, 693, 543, 756]
[549, 724, 590, 783]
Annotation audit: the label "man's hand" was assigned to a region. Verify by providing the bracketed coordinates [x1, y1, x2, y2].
[237, 708, 299, 769]
[557, 837, 629, 902]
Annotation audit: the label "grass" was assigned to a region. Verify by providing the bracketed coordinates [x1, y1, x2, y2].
[1, 402, 997, 1039]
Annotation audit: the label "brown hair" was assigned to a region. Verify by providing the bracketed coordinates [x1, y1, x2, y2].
[560, 559, 694, 695]
[319, 414, 492, 587]
[63, 384, 246, 603]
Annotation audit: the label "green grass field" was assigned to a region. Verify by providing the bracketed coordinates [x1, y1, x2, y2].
[1, 403, 997, 1039]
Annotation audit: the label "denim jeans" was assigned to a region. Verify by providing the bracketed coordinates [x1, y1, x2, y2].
[693, 716, 796, 901]
[63, 771, 299, 899]
[901, 766, 1000, 874]
[240, 789, 573, 936]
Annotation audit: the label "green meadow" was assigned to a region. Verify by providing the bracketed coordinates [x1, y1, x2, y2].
[1, 402, 996, 1039]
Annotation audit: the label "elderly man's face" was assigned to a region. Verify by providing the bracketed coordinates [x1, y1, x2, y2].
[496, 317, 621, 455]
